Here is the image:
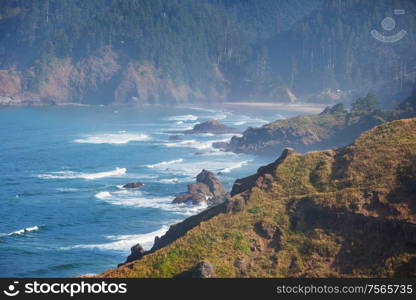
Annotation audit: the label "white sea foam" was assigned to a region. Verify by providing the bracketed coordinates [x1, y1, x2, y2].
[95, 191, 112, 199]
[157, 178, 180, 184]
[213, 113, 228, 120]
[185, 107, 217, 113]
[233, 121, 247, 126]
[164, 138, 229, 150]
[73, 133, 149, 144]
[146, 159, 184, 169]
[199, 150, 236, 157]
[221, 160, 250, 173]
[192, 133, 215, 137]
[168, 114, 198, 121]
[146, 157, 251, 176]
[67, 225, 170, 252]
[7, 226, 41, 236]
[96, 189, 208, 216]
[38, 167, 127, 180]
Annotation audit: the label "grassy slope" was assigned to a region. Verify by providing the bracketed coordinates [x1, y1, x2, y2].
[100, 119, 416, 278]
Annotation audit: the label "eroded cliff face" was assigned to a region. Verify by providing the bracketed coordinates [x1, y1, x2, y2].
[0, 69, 22, 97]
[0, 48, 226, 106]
[114, 62, 206, 105]
[98, 118, 416, 278]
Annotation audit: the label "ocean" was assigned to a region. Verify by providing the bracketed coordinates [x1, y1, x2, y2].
[0, 105, 291, 277]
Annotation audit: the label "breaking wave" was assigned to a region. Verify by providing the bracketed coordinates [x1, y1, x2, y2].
[73, 133, 149, 144]
[164, 138, 229, 150]
[65, 225, 170, 252]
[168, 114, 198, 121]
[38, 167, 127, 180]
[145, 158, 251, 176]
[4, 226, 41, 236]
[146, 159, 184, 169]
[95, 189, 208, 216]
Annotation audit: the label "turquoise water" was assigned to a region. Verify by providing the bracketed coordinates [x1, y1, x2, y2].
[0, 105, 287, 277]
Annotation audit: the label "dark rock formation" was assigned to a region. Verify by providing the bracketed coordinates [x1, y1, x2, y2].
[172, 169, 228, 205]
[183, 120, 240, 135]
[231, 148, 294, 196]
[234, 257, 249, 276]
[151, 200, 230, 253]
[123, 182, 144, 189]
[169, 135, 183, 141]
[212, 141, 229, 150]
[196, 169, 226, 198]
[118, 243, 145, 266]
[191, 261, 216, 278]
[254, 221, 277, 239]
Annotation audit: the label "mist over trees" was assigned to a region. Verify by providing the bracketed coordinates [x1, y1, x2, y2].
[0, 0, 415, 105]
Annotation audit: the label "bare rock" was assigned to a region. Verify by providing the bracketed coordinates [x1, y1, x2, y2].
[118, 243, 145, 266]
[123, 182, 144, 189]
[184, 120, 240, 135]
[172, 169, 227, 205]
[254, 221, 277, 239]
[191, 261, 216, 278]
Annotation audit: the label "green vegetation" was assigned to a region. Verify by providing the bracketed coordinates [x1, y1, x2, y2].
[100, 118, 416, 278]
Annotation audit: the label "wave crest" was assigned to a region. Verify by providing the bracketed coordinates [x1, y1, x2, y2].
[168, 114, 198, 121]
[146, 159, 184, 169]
[73, 133, 149, 144]
[96, 189, 207, 216]
[65, 225, 170, 252]
[38, 167, 127, 180]
[4, 226, 41, 236]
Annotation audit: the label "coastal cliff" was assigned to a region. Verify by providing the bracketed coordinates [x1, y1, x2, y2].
[220, 92, 416, 156]
[99, 118, 416, 278]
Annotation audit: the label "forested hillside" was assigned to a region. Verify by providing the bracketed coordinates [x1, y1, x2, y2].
[0, 0, 415, 106]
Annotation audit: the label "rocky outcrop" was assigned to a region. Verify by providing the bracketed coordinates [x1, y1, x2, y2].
[219, 100, 393, 156]
[190, 261, 216, 278]
[183, 120, 240, 135]
[168, 135, 183, 141]
[118, 243, 145, 266]
[123, 182, 144, 189]
[172, 169, 228, 205]
[231, 148, 294, 196]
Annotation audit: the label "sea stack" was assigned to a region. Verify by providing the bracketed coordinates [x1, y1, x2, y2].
[183, 120, 240, 134]
[122, 182, 144, 189]
[172, 169, 228, 205]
